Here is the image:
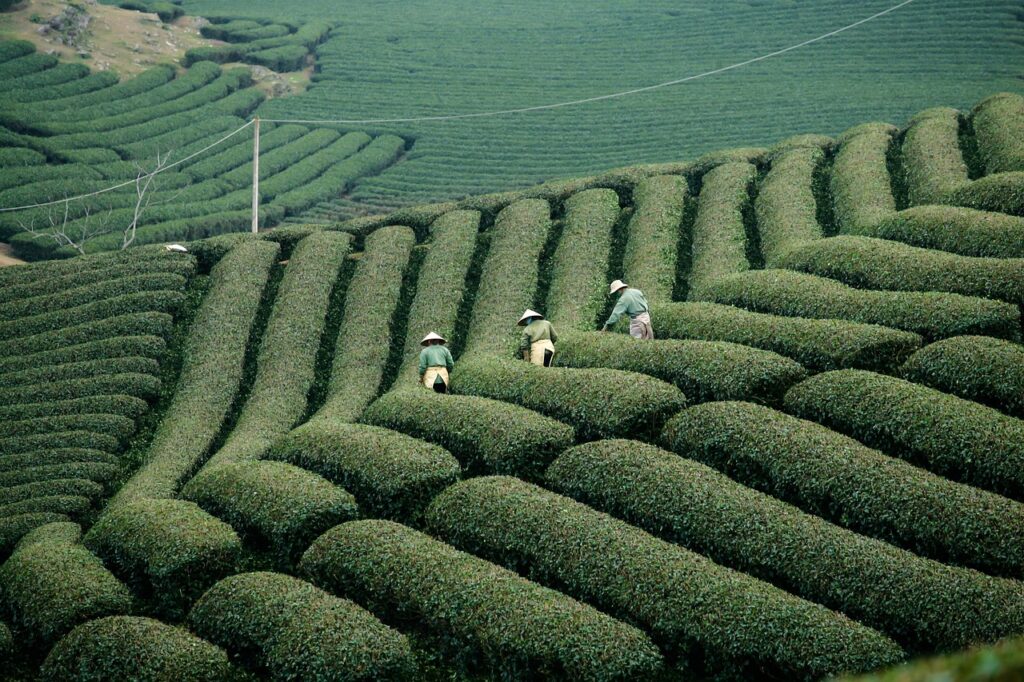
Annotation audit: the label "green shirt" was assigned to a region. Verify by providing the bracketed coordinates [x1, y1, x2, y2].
[605, 288, 649, 327]
[520, 319, 558, 351]
[418, 345, 454, 376]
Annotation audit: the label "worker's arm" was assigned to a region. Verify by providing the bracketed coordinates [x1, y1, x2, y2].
[445, 348, 454, 372]
[604, 296, 629, 329]
[549, 325, 558, 343]
[519, 331, 532, 353]
[418, 351, 427, 377]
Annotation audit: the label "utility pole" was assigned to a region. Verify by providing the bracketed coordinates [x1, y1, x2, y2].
[251, 117, 260, 234]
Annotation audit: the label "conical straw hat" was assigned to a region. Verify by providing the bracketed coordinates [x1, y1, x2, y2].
[518, 309, 544, 326]
[609, 279, 628, 294]
[421, 332, 447, 346]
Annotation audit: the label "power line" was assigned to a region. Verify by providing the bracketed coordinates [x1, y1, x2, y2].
[260, 0, 915, 125]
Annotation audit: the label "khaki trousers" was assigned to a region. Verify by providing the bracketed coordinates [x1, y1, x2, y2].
[530, 340, 555, 366]
[423, 366, 450, 390]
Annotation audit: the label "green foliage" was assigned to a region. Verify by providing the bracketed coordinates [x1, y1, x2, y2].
[0, 336, 166, 374]
[0, 495, 92, 519]
[0, 397, 147, 425]
[0, 480, 102, 506]
[0, 373, 161, 407]
[268, 420, 460, 525]
[0, 147, 45, 166]
[695, 269, 1021, 342]
[785, 369, 1024, 501]
[546, 188, 620, 331]
[942, 170, 1024, 216]
[0, 40, 34, 63]
[426, 476, 904, 680]
[778, 235, 1024, 307]
[258, 132, 371, 199]
[0, 431, 119, 456]
[901, 335, 1024, 418]
[454, 356, 686, 442]
[0, 513, 67, 558]
[899, 107, 970, 204]
[756, 147, 823, 266]
[0, 414, 136, 442]
[837, 636, 1024, 682]
[40, 616, 241, 681]
[189, 571, 414, 680]
[464, 199, 551, 357]
[248, 44, 309, 71]
[0, 257, 196, 304]
[832, 123, 897, 232]
[0, 53, 59, 81]
[362, 391, 574, 480]
[862, 205, 1024, 258]
[970, 92, 1024, 174]
[0, 312, 174, 359]
[0, 522, 132, 647]
[181, 461, 357, 562]
[0, 356, 159, 388]
[0, 448, 117, 472]
[662, 401, 1024, 579]
[185, 123, 306, 181]
[301, 519, 664, 681]
[0, 462, 118, 489]
[688, 163, 756, 295]
[85, 499, 241, 618]
[110, 240, 278, 508]
[547, 440, 1024, 652]
[621, 175, 686, 303]
[556, 331, 805, 405]
[3, 70, 118, 105]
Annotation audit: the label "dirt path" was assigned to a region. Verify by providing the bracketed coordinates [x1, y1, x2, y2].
[0, 243, 27, 267]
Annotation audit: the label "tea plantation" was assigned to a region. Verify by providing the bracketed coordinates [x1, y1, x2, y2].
[1, 83, 1023, 679]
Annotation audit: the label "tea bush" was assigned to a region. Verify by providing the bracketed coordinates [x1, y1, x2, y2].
[942, 171, 1024, 216]
[756, 146, 823, 266]
[899, 107, 969, 205]
[688, 162, 756, 295]
[861, 206, 1024, 258]
[970, 92, 1024, 174]
[622, 175, 687, 303]
[832, 123, 897, 232]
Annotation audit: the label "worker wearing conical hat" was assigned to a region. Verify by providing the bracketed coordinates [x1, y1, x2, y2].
[518, 309, 558, 367]
[418, 332, 454, 393]
[601, 280, 653, 339]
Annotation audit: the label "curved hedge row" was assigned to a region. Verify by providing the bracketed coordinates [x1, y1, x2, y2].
[970, 92, 1024, 175]
[185, 123, 307, 182]
[205, 232, 351, 466]
[831, 123, 897, 232]
[182, 461, 358, 562]
[41, 616, 240, 682]
[0, 448, 116, 472]
[0, 256, 196, 302]
[301, 519, 665, 681]
[362, 390, 574, 480]
[0, 336, 166, 375]
[0, 312, 174, 359]
[688, 162, 755, 296]
[621, 175, 686, 303]
[0, 522, 132, 647]
[839, 636, 1024, 682]
[0, 414, 136, 443]
[189, 571, 414, 680]
[316, 226, 415, 423]
[0, 463, 118, 490]
[694, 269, 1021, 342]
[942, 170, 1024, 216]
[902, 335, 1024, 418]
[453, 357, 686, 442]
[0, 373, 161, 407]
[0, 480, 102, 506]
[85, 498, 241, 618]
[546, 440, 1024, 652]
[258, 132, 371, 199]
[899, 107, 970, 205]
[556, 331, 806, 405]
[464, 198, 551, 357]
[785, 369, 1024, 501]
[268, 420, 460, 525]
[778, 235, 1024, 307]
[858, 205, 1024, 258]
[0, 397, 148, 425]
[756, 146, 823, 266]
[0, 53, 58, 81]
[426, 476, 904, 680]
[0, 495, 93, 520]
[662, 401, 1024, 579]
[546, 188, 620, 330]
[110, 241, 278, 508]
[1, 513, 67, 558]
[652, 301, 921, 372]
[4, 70, 118, 105]
[0, 431, 121, 457]
[0, 355, 158, 388]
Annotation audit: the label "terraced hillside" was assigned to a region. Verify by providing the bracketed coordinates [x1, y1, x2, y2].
[0, 39, 404, 260]
[1, 92, 1023, 680]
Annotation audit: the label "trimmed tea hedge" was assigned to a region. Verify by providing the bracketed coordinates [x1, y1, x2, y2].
[546, 188, 620, 331]
[942, 171, 1024, 216]
[688, 162, 755, 296]
[362, 391, 574, 480]
[861, 206, 1024, 258]
[832, 123, 897, 232]
[0, 495, 92, 519]
[0, 336, 166, 375]
[837, 636, 1024, 682]
[0, 522, 132, 647]
[41, 616, 240, 681]
[785, 369, 1024, 501]
[301, 520, 665, 681]
[0, 414, 136, 442]
[182, 461, 358, 562]
[453, 357, 686, 442]
[464, 199, 551, 357]
[695, 269, 1021, 342]
[0, 462, 118, 488]
[0, 312, 174, 359]
[662, 401, 1024, 579]
[1, 513, 67, 558]
[0, 449, 116, 472]
[778, 235, 1024, 307]
[85, 498, 241, 618]
[902, 335, 1024, 418]
[0, 479, 102, 506]
[185, 123, 307, 181]
[258, 132, 371, 199]
[971, 92, 1024, 175]
[110, 240, 278, 508]
[206, 232, 351, 467]
[426, 476, 904, 680]
[268, 420, 460, 525]
[0, 356, 158, 388]
[0, 397, 148, 424]
[899, 107, 970, 205]
[189, 571, 414, 680]
[0, 373, 161, 407]
[556, 331, 806, 405]
[396, 210, 479, 382]
[0, 431, 119, 456]
[316, 226, 415, 422]
[653, 301, 921, 372]
[622, 175, 687, 303]
[547, 440, 1024, 652]
[756, 147, 823, 266]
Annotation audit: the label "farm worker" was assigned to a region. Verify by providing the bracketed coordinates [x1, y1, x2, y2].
[419, 332, 454, 393]
[601, 280, 654, 339]
[518, 309, 558, 367]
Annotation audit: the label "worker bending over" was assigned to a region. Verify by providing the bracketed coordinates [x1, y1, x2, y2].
[518, 309, 558, 367]
[418, 332, 454, 393]
[601, 280, 653, 339]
